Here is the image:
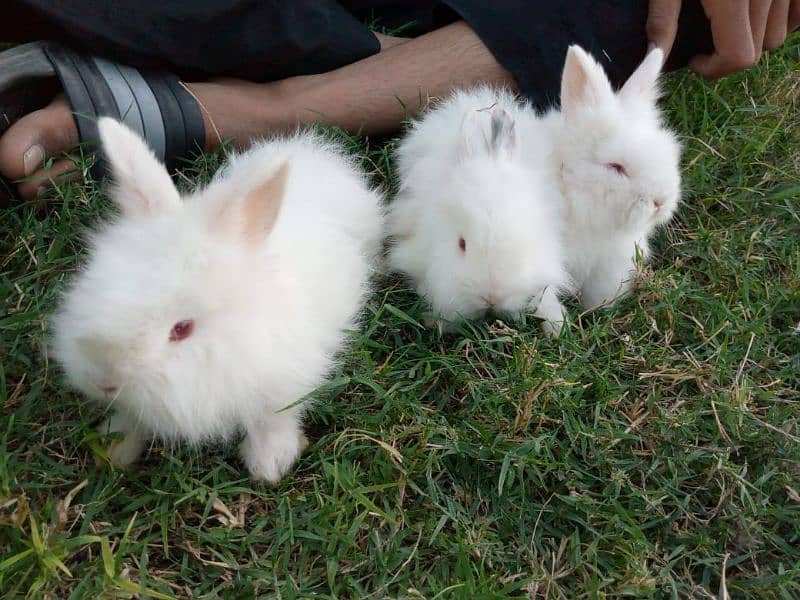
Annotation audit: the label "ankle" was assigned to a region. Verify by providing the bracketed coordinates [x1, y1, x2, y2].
[185, 79, 295, 151]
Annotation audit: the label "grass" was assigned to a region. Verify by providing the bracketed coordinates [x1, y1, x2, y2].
[1, 38, 799, 599]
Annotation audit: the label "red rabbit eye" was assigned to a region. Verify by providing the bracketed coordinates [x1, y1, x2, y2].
[607, 162, 628, 176]
[458, 237, 466, 252]
[169, 319, 194, 342]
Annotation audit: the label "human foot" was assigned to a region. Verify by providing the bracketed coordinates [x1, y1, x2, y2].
[0, 77, 285, 200]
[0, 93, 79, 199]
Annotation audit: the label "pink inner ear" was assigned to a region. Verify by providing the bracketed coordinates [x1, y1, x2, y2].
[209, 162, 290, 243]
[561, 47, 613, 115]
[562, 53, 590, 109]
[242, 163, 289, 243]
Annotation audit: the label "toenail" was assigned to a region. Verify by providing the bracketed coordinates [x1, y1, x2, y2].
[23, 145, 45, 176]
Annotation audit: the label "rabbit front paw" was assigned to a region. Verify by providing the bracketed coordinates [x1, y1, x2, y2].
[96, 417, 147, 467]
[241, 422, 308, 484]
[540, 316, 564, 338]
[533, 287, 567, 338]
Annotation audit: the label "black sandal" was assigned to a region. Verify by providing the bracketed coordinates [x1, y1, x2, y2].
[0, 41, 205, 199]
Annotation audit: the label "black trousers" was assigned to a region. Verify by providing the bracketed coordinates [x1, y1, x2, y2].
[8, 1, 712, 110]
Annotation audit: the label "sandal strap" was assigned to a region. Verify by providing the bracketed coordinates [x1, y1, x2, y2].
[40, 42, 204, 174]
[92, 57, 167, 163]
[146, 73, 207, 171]
[44, 42, 119, 175]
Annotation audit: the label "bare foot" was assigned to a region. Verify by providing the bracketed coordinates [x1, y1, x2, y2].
[0, 80, 284, 199]
[0, 94, 80, 198]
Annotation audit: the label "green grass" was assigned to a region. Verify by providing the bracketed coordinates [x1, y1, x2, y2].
[2, 39, 799, 599]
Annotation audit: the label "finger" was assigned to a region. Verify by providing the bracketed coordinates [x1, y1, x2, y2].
[16, 159, 81, 200]
[691, 0, 757, 79]
[647, 0, 683, 60]
[764, 0, 790, 49]
[789, 0, 800, 31]
[750, 0, 776, 51]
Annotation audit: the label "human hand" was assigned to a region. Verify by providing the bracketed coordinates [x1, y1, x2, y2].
[647, 0, 800, 79]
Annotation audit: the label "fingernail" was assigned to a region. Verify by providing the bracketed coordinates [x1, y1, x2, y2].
[36, 185, 48, 197]
[23, 144, 45, 176]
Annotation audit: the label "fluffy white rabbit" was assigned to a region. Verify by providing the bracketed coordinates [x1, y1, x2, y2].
[51, 118, 384, 483]
[387, 86, 570, 335]
[528, 46, 682, 309]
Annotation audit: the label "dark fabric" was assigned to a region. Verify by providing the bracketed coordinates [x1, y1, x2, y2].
[10, 0, 382, 82]
[441, 0, 713, 109]
[7, 1, 712, 109]
[341, 0, 447, 35]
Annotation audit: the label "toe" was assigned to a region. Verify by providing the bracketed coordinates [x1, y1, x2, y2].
[0, 95, 78, 182]
[16, 159, 81, 199]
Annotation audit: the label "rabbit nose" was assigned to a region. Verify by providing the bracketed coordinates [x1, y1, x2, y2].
[653, 197, 664, 209]
[99, 385, 118, 397]
[483, 295, 498, 308]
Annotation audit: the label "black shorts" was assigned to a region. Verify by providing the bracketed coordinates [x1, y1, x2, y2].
[9, 0, 711, 109]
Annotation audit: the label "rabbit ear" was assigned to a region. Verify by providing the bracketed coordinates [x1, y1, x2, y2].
[240, 162, 288, 243]
[213, 162, 289, 245]
[489, 108, 518, 158]
[619, 48, 664, 104]
[459, 110, 491, 159]
[459, 107, 517, 160]
[560, 45, 614, 117]
[98, 118, 181, 217]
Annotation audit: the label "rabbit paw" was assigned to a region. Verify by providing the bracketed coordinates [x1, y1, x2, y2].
[533, 287, 567, 339]
[241, 424, 308, 484]
[540, 316, 564, 338]
[96, 418, 146, 467]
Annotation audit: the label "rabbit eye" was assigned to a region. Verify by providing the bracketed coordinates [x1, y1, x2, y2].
[458, 237, 466, 252]
[606, 162, 628, 176]
[169, 319, 195, 342]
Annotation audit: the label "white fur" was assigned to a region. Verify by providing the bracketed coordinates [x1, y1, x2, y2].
[51, 118, 384, 483]
[387, 86, 571, 334]
[521, 46, 682, 308]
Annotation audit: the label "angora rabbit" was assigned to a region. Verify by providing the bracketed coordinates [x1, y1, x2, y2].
[388, 87, 570, 336]
[51, 118, 384, 482]
[532, 45, 682, 309]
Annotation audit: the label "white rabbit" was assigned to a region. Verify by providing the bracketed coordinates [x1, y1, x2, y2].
[50, 118, 384, 483]
[528, 46, 682, 309]
[387, 86, 570, 335]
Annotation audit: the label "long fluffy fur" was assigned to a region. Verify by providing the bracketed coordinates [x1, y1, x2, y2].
[387, 86, 571, 333]
[51, 120, 384, 481]
[520, 46, 682, 308]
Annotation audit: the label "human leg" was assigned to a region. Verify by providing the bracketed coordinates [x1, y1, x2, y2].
[0, 20, 513, 198]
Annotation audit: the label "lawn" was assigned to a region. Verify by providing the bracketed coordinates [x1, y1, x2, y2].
[1, 38, 799, 599]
